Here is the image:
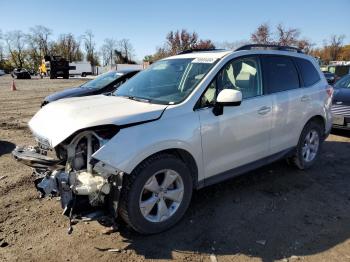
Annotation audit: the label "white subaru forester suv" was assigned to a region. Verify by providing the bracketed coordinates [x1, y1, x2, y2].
[13, 45, 333, 234]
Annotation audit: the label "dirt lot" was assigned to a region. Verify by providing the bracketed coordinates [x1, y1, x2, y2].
[0, 74, 350, 262]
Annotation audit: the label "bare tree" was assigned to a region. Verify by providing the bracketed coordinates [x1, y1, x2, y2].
[328, 34, 345, 61]
[0, 44, 4, 62]
[146, 29, 216, 62]
[251, 23, 312, 53]
[29, 25, 51, 56]
[194, 39, 215, 50]
[117, 39, 134, 62]
[0, 30, 4, 62]
[100, 38, 117, 66]
[296, 38, 313, 54]
[51, 33, 83, 61]
[251, 23, 272, 44]
[165, 29, 214, 55]
[276, 24, 300, 46]
[27, 25, 52, 69]
[83, 30, 98, 66]
[166, 30, 198, 54]
[4, 30, 27, 68]
[144, 46, 168, 63]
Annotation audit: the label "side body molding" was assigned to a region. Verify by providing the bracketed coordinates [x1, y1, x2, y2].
[92, 110, 204, 181]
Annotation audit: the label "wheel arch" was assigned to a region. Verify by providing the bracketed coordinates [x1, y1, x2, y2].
[305, 115, 326, 138]
[131, 148, 199, 189]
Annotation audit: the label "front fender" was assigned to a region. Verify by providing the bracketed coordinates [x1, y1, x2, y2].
[92, 111, 204, 181]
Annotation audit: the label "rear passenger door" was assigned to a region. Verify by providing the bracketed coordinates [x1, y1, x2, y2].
[262, 55, 304, 154]
[293, 57, 323, 123]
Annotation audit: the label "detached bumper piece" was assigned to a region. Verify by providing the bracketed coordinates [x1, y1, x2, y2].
[12, 146, 62, 169]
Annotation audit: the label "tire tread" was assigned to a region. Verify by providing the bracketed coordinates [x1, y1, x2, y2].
[119, 153, 180, 233]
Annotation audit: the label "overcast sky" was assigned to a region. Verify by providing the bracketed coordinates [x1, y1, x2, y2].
[1, 0, 349, 60]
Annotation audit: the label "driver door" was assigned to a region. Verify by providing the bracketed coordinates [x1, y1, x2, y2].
[196, 56, 272, 179]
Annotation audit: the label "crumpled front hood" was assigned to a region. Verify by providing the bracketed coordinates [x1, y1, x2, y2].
[29, 95, 167, 147]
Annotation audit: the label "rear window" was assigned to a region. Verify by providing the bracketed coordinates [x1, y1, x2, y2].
[262, 56, 300, 93]
[294, 58, 320, 87]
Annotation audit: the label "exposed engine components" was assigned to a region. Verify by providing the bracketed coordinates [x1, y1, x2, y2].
[63, 130, 107, 173]
[71, 171, 110, 195]
[12, 130, 123, 234]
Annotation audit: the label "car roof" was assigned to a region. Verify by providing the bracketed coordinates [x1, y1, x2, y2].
[164, 48, 314, 62]
[165, 50, 232, 60]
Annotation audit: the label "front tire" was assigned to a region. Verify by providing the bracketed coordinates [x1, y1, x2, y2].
[119, 153, 193, 234]
[292, 121, 323, 170]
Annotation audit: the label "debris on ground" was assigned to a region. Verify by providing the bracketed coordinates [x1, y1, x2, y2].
[107, 248, 121, 253]
[210, 253, 218, 262]
[0, 240, 9, 248]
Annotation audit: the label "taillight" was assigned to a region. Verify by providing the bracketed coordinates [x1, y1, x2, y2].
[326, 85, 334, 97]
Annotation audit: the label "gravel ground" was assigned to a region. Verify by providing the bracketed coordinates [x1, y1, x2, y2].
[0, 74, 350, 262]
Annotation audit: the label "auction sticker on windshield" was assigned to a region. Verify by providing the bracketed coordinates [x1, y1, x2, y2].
[192, 57, 217, 63]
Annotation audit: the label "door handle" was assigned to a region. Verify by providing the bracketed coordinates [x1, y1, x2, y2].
[301, 95, 311, 102]
[258, 106, 271, 115]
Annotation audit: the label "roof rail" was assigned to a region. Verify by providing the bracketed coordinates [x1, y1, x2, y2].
[235, 44, 303, 53]
[177, 48, 226, 55]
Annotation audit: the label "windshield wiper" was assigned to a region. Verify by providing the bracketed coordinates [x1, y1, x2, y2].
[118, 95, 150, 103]
[130, 96, 150, 103]
[117, 95, 170, 105]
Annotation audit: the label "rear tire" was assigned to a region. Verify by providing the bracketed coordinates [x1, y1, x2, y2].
[292, 121, 323, 170]
[119, 153, 193, 234]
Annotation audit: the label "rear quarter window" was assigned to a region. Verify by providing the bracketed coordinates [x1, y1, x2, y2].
[262, 56, 300, 94]
[294, 58, 320, 87]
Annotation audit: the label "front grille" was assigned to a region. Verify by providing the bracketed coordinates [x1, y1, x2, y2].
[332, 104, 350, 117]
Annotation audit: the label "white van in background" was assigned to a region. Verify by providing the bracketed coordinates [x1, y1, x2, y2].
[69, 62, 92, 77]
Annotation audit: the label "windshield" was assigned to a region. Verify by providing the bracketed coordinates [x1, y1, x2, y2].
[81, 71, 123, 89]
[114, 58, 216, 104]
[334, 75, 350, 89]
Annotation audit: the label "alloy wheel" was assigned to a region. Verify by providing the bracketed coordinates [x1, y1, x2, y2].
[302, 129, 320, 163]
[139, 169, 184, 223]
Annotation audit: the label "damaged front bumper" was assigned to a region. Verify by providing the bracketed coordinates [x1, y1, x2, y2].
[12, 145, 123, 234]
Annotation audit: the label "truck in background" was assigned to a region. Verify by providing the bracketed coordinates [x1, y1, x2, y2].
[69, 62, 92, 77]
[324, 61, 350, 79]
[44, 55, 70, 79]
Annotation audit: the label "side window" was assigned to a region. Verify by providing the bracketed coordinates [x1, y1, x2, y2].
[217, 57, 262, 99]
[262, 56, 300, 93]
[113, 80, 125, 88]
[335, 75, 350, 89]
[294, 58, 320, 87]
[200, 79, 216, 107]
[199, 56, 262, 108]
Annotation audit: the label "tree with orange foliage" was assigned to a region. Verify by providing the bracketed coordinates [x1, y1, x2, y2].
[145, 29, 215, 62]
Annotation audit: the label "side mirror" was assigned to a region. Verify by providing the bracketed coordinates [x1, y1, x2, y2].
[213, 89, 242, 116]
[216, 89, 242, 106]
